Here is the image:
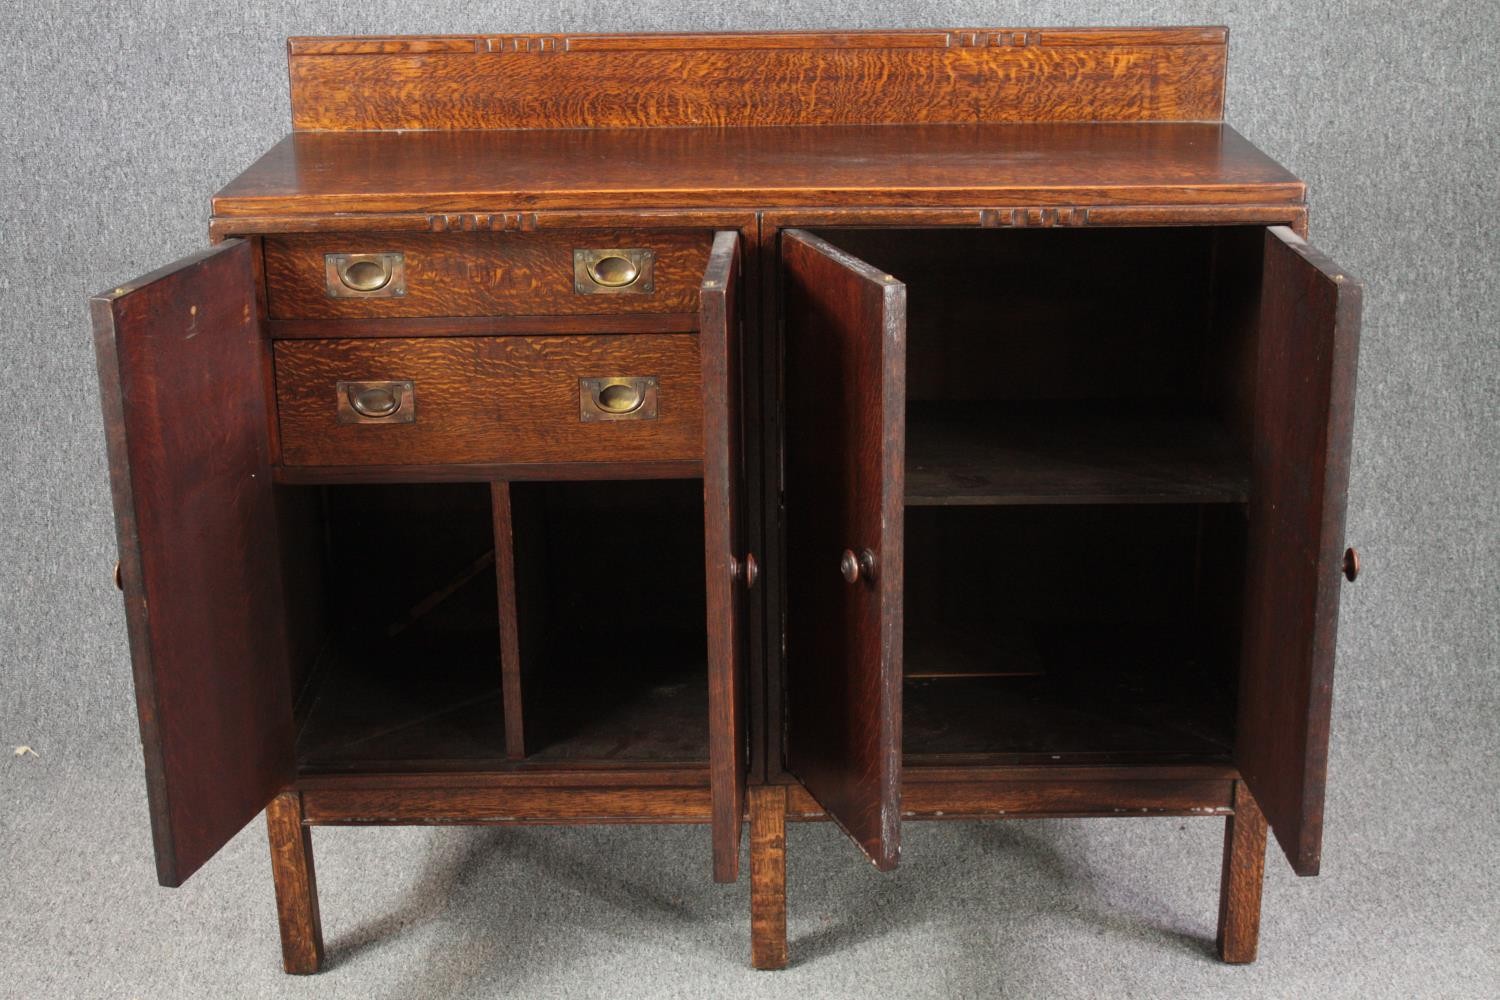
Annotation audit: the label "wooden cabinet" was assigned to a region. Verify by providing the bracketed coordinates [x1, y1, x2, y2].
[778, 223, 1360, 882]
[91, 28, 1361, 976]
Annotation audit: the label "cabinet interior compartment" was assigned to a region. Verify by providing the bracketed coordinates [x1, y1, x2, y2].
[902, 503, 1242, 763]
[806, 225, 1266, 765]
[810, 225, 1264, 506]
[286, 482, 507, 771]
[282, 477, 710, 773]
[506, 479, 710, 764]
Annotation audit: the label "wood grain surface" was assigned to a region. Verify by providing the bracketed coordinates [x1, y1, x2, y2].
[273, 335, 703, 467]
[1217, 781, 1268, 963]
[268, 314, 699, 339]
[300, 785, 713, 824]
[264, 230, 711, 318]
[781, 229, 905, 871]
[296, 765, 713, 791]
[904, 404, 1250, 506]
[266, 791, 323, 974]
[273, 459, 702, 484]
[92, 240, 294, 887]
[286, 29, 1227, 131]
[491, 482, 527, 760]
[785, 772, 1235, 819]
[700, 232, 748, 883]
[1237, 227, 1360, 877]
[748, 785, 789, 970]
[214, 124, 1301, 218]
[214, 208, 763, 239]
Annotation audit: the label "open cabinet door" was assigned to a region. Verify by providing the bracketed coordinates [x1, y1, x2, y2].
[1238, 226, 1362, 877]
[701, 231, 752, 882]
[93, 240, 294, 887]
[781, 229, 906, 870]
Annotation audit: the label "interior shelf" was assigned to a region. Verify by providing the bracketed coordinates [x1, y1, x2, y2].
[296, 627, 508, 772]
[899, 500, 1243, 765]
[524, 631, 709, 764]
[291, 477, 712, 774]
[905, 402, 1249, 507]
[295, 627, 709, 771]
[902, 623, 1234, 763]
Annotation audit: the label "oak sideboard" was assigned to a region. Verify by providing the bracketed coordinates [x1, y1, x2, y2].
[92, 27, 1362, 974]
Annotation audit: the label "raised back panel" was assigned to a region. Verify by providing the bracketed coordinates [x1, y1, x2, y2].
[812, 227, 1218, 403]
[288, 28, 1228, 131]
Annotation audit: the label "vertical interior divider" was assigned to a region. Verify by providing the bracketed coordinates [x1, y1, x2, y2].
[492, 481, 527, 760]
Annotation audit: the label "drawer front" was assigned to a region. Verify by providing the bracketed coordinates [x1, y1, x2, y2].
[264, 230, 713, 319]
[274, 336, 702, 467]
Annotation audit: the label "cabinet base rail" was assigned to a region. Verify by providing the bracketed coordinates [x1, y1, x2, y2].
[270, 771, 1264, 975]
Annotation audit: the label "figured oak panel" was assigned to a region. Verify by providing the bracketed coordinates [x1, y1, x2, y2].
[264, 230, 712, 319]
[287, 29, 1227, 131]
[274, 335, 702, 467]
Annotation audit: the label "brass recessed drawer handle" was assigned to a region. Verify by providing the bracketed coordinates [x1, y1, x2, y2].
[580, 376, 659, 422]
[840, 548, 877, 584]
[574, 248, 655, 294]
[350, 385, 401, 417]
[337, 380, 416, 424]
[589, 254, 639, 287]
[325, 253, 406, 298]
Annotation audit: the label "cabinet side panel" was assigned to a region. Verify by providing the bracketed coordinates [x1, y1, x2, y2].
[92, 240, 294, 886]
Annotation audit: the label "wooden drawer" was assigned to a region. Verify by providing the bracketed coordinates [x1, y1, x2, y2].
[264, 230, 713, 319]
[274, 335, 702, 467]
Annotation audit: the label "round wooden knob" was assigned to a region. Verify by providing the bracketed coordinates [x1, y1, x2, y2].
[114, 561, 123, 591]
[840, 548, 875, 584]
[735, 551, 762, 590]
[1342, 547, 1360, 582]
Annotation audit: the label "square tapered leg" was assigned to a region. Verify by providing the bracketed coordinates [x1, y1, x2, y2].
[1217, 781, 1268, 964]
[266, 790, 324, 974]
[749, 785, 788, 970]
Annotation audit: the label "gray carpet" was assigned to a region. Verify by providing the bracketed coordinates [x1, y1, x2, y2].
[4, 750, 1497, 998]
[3, 2, 1498, 998]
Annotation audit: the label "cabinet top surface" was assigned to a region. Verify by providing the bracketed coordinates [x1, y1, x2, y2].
[212, 122, 1303, 219]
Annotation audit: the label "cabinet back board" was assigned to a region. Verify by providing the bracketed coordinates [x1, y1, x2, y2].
[287, 28, 1228, 132]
